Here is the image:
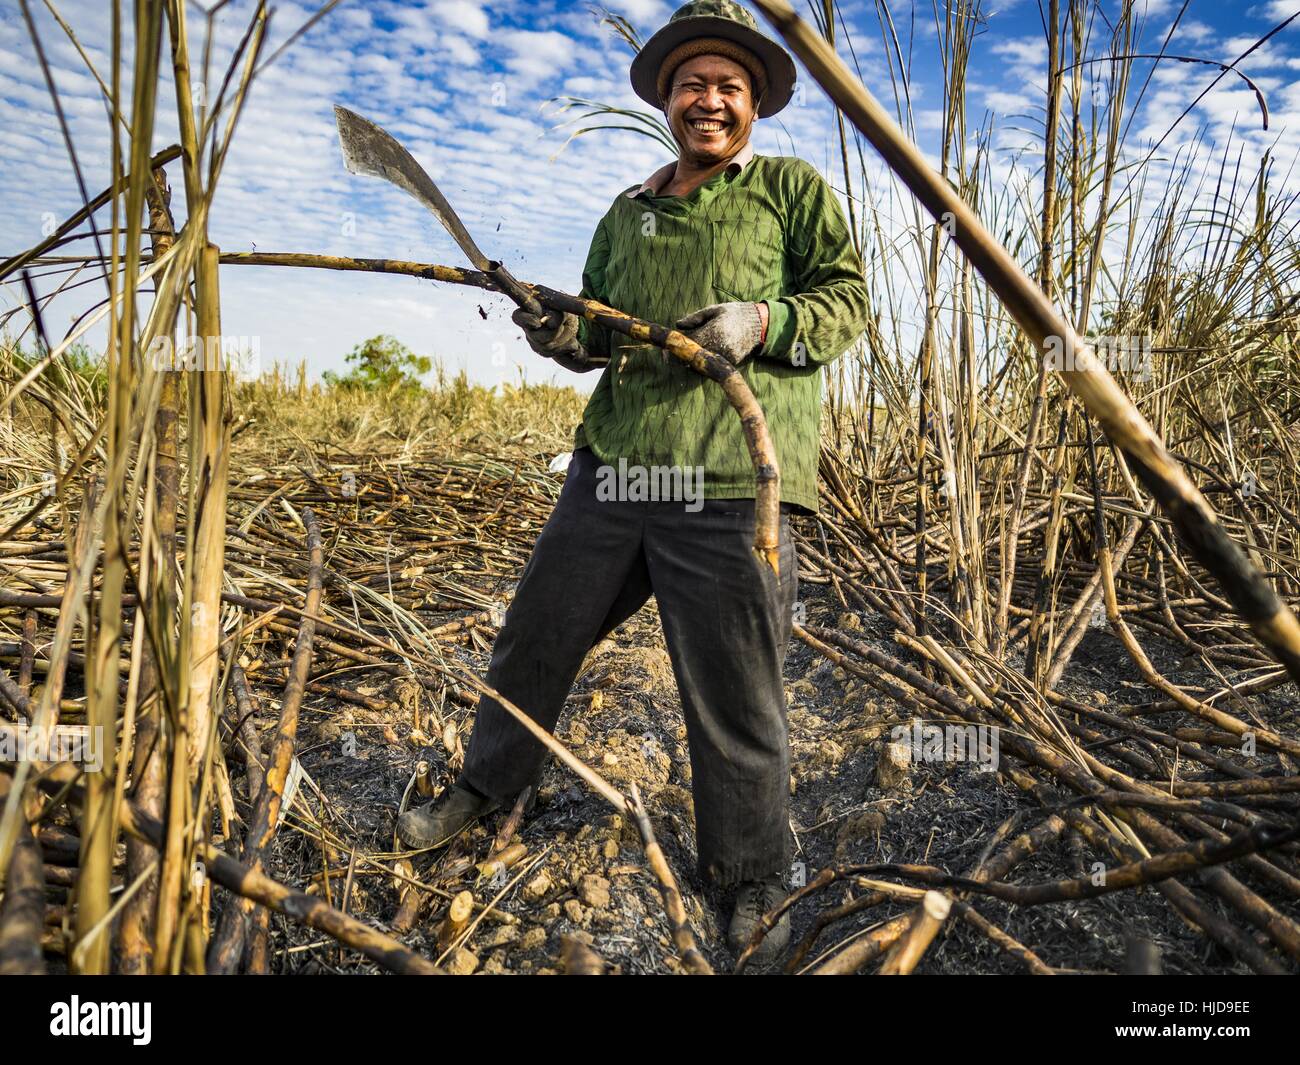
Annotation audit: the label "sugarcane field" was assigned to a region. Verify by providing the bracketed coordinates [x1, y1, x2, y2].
[0, 0, 1298, 1028]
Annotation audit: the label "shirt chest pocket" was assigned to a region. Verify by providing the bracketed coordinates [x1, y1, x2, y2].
[710, 214, 785, 302]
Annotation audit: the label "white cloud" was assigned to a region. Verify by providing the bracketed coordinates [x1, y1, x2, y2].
[1173, 20, 1216, 45]
[982, 90, 1036, 116]
[602, 0, 671, 25]
[354, 53, 404, 76]
[1251, 3, 1300, 20]
[494, 29, 576, 86]
[990, 36, 1047, 71]
[436, 0, 490, 39]
[439, 35, 481, 67]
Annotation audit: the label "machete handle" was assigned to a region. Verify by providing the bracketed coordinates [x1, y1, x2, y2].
[487, 260, 547, 321]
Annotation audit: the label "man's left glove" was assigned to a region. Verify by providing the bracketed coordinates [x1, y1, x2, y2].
[674, 302, 763, 365]
[511, 307, 596, 373]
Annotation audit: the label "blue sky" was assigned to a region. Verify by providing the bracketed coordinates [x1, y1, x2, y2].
[2, 0, 1298, 391]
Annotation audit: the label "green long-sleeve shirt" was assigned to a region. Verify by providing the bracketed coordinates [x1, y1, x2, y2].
[572, 151, 869, 513]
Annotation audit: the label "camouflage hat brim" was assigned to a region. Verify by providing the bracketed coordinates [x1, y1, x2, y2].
[630, 12, 797, 118]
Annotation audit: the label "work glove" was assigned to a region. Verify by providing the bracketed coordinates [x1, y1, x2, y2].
[511, 307, 595, 373]
[674, 301, 764, 366]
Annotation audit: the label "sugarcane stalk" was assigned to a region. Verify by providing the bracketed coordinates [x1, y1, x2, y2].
[0, 785, 44, 975]
[995, 0, 1064, 657]
[1024, 405, 1074, 685]
[72, 0, 166, 973]
[185, 241, 231, 786]
[812, 910, 913, 975]
[227, 661, 266, 805]
[118, 162, 179, 976]
[435, 890, 473, 954]
[627, 782, 711, 975]
[17, 611, 35, 700]
[207, 507, 323, 973]
[877, 890, 952, 975]
[152, 0, 228, 972]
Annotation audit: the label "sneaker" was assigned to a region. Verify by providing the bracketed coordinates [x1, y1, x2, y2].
[396, 782, 500, 850]
[727, 875, 791, 965]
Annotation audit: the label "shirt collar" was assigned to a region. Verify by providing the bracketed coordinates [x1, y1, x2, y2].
[626, 141, 755, 199]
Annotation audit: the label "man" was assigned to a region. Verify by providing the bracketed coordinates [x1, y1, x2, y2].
[397, 0, 869, 964]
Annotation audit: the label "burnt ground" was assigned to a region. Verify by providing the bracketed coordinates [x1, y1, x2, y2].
[239, 512, 1300, 976]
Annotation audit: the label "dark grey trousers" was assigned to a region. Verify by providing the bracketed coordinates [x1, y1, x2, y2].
[460, 446, 798, 888]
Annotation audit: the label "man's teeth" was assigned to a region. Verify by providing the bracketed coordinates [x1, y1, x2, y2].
[690, 120, 726, 132]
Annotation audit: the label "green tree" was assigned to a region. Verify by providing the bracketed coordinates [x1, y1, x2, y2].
[322, 334, 432, 393]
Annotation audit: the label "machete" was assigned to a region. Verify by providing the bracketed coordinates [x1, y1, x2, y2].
[333, 104, 547, 322]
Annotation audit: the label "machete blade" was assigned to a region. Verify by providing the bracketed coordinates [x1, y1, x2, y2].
[334, 104, 492, 273]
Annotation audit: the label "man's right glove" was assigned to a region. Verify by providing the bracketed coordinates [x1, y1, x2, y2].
[511, 307, 595, 373]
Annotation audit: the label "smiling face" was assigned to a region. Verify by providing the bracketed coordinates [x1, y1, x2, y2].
[665, 54, 758, 167]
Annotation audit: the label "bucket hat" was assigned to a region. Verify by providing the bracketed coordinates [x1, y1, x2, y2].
[629, 0, 797, 119]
